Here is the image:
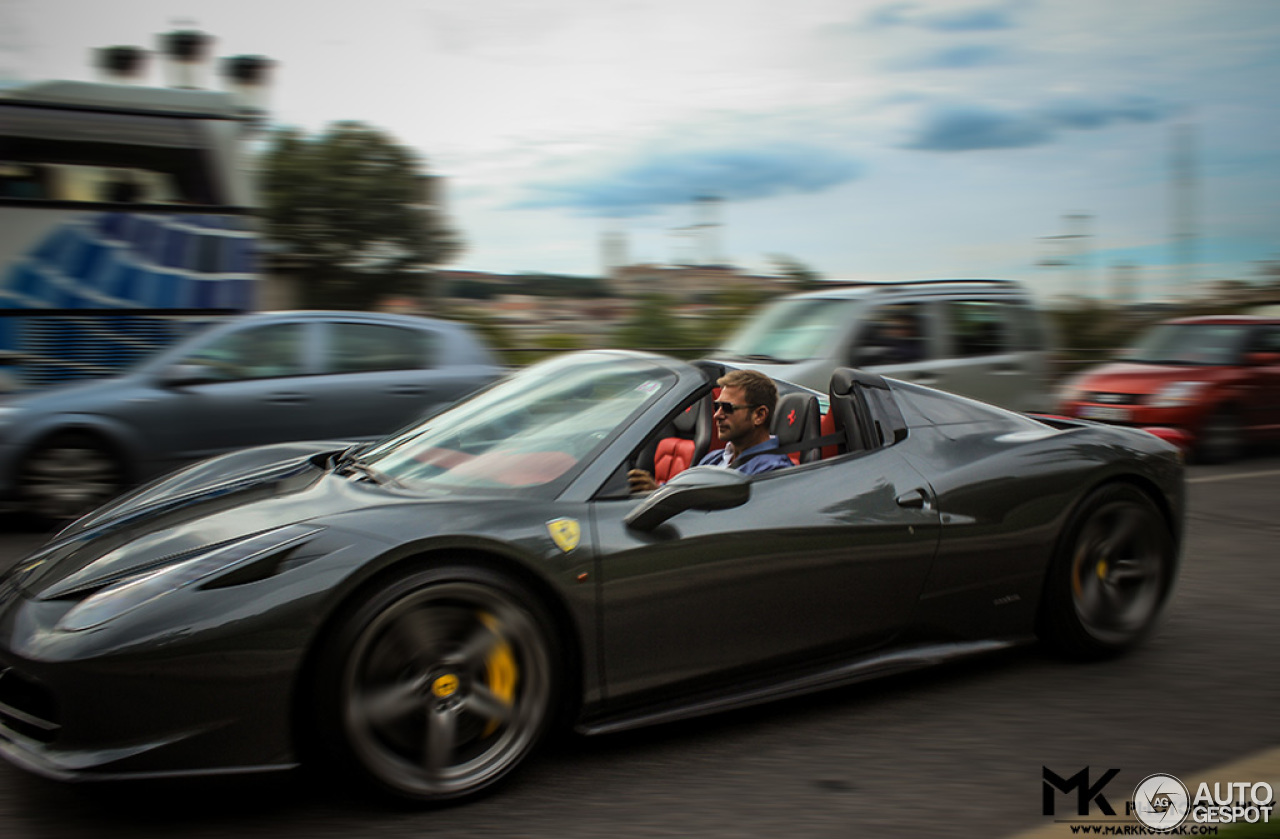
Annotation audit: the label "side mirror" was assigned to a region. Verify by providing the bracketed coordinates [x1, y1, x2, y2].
[624, 466, 750, 532]
[158, 362, 217, 388]
[1246, 352, 1280, 367]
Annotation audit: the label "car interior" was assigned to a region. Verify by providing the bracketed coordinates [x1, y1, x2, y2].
[626, 366, 908, 492]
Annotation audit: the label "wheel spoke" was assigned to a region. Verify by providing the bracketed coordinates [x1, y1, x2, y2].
[354, 680, 423, 729]
[424, 706, 458, 777]
[1107, 556, 1153, 583]
[446, 620, 500, 667]
[1076, 574, 1105, 617]
[387, 608, 444, 664]
[463, 683, 514, 725]
[1098, 507, 1142, 556]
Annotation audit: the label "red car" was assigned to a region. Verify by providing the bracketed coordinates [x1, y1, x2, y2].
[1058, 316, 1280, 462]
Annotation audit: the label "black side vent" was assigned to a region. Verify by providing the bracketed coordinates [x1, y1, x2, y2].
[0, 667, 61, 743]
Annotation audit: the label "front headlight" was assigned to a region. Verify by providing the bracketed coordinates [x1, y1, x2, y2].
[1056, 378, 1086, 407]
[1148, 381, 1208, 409]
[54, 524, 323, 632]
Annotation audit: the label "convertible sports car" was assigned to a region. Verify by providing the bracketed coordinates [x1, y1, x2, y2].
[0, 350, 1183, 803]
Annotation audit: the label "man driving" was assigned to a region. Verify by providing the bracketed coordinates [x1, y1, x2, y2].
[628, 369, 793, 494]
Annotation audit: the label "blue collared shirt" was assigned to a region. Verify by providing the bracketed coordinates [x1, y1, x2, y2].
[697, 436, 793, 475]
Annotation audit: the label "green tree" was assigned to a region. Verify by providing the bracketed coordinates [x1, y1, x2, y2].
[612, 295, 699, 356]
[261, 122, 462, 309]
[768, 254, 822, 291]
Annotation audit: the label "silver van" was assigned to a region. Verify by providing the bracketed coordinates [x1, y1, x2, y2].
[713, 279, 1055, 412]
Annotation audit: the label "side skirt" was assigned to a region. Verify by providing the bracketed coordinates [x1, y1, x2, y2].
[575, 638, 1026, 737]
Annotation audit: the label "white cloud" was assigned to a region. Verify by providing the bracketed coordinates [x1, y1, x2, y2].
[5, 0, 1280, 299]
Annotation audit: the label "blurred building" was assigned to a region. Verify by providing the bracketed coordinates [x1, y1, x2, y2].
[608, 263, 787, 299]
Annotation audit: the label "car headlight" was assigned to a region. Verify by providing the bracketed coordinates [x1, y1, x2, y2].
[55, 524, 324, 632]
[1147, 381, 1208, 408]
[1056, 379, 1086, 407]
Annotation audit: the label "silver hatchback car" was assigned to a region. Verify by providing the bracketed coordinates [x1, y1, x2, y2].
[0, 310, 503, 521]
[715, 279, 1056, 412]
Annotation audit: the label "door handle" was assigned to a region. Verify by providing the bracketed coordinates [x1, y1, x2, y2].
[895, 488, 930, 509]
[389, 385, 428, 397]
[267, 392, 309, 405]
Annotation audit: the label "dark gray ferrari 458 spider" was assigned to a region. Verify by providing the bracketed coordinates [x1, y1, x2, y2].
[0, 350, 1184, 803]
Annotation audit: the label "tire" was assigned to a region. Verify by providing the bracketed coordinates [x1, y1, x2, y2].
[1037, 484, 1175, 660]
[1196, 408, 1242, 464]
[316, 565, 559, 803]
[19, 431, 124, 524]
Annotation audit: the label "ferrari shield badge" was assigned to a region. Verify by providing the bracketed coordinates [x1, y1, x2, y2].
[546, 518, 581, 553]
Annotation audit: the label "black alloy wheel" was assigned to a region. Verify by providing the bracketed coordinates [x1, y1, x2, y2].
[1038, 483, 1175, 659]
[320, 565, 559, 802]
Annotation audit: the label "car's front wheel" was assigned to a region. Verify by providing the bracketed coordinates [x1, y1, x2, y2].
[19, 431, 123, 524]
[318, 565, 559, 803]
[1037, 483, 1176, 659]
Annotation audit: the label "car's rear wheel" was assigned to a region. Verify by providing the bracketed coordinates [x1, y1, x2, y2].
[1038, 484, 1175, 659]
[318, 565, 558, 803]
[19, 431, 123, 523]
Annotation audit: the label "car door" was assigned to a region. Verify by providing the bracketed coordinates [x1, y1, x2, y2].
[929, 299, 1035, 409]
[591, 448, 940, 704]
[162, 319, 319, 459]
[305, 320, 450, 442]
[850, 301, 939, 387]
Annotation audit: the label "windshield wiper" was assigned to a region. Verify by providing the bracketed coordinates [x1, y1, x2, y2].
[740, 353, 788, 363]
[337, 456, 403, 488]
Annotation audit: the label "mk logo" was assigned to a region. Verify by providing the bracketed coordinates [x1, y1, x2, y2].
[1043, 766, 1120, 816]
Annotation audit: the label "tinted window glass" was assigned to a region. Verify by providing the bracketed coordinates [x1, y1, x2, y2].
[1126, 323, 1248, 366]
[1248, 325, 1280, 354]
[947, 301, 1010, 357]
[181, 323, 307, 380]
[362, 353, 678, 492]
[0, 105, 220, 205]
[326, 323, 432, 373]
[854, 302, 929, 365]
[718, 297, 863, 363]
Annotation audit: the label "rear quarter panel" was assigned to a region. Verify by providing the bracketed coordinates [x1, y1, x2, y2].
[892, 404, 1182, 642]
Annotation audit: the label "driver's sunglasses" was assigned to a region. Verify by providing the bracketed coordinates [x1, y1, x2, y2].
[712, 401, 757, 415]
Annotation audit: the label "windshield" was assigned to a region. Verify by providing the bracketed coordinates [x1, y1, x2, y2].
[718, 297, 861, 363]
[1124, 323, 1248, 366]
[356, 352, 678, 492]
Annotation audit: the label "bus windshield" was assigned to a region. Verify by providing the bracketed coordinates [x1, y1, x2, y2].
[0, 80, 258, 389]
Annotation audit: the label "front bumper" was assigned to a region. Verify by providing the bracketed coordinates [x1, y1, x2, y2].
[1062, 402, 1205, 436]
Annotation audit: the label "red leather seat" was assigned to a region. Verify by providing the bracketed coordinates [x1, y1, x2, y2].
[820, 409, 839, 460]
[653, 399, 709, 483]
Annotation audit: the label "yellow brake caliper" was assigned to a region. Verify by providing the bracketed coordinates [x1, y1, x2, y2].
[479, 612, 517, 736]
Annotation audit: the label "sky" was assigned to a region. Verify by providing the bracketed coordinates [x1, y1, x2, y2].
[3, 0, 1279, 302]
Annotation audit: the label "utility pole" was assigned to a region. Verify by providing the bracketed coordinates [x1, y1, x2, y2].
[1170, 123, 1198, 301]
[1038, 213, 1094, 298]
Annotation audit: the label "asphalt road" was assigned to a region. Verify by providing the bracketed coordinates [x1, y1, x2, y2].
[0, 456, 1276, 839]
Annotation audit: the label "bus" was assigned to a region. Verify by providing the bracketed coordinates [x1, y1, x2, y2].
[0, 78, 260, 390]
